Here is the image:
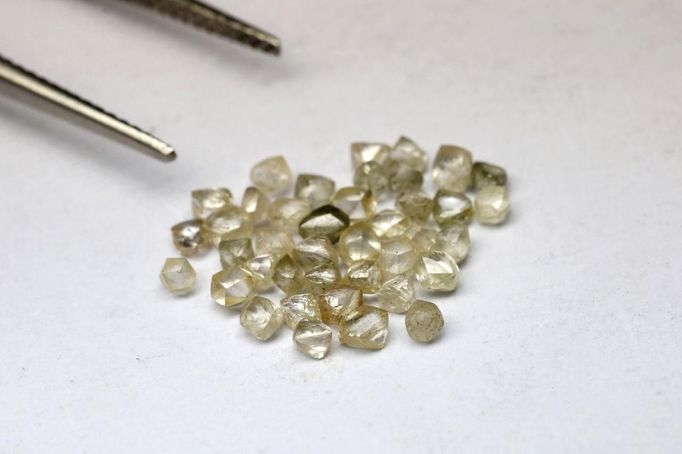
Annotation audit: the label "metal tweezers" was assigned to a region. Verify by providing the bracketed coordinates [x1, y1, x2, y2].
[0, 0, 281, 162]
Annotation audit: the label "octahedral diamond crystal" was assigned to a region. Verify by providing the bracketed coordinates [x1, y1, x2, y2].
[250, 155, 292, 194]
[344, 260, 382, 294]
[269, 198, 312, 233]
[379, 237, 418, 277]
[432, 145, 473, 192]
[405, 300, 444, 343]
[295, 174, 336, 209]
[339, 305, 389, 350]
[410, 226, 439, 254]
[387, 161, 424, 193]
[337, 221, 381, 265]
[191, 187, 233, 220]
[377, 275, 415, 314]
[241, 186, 270, 225]
[273, 254, 308, 295]
[205, 205, 253, 244]
[350, 142, 390, 169]
[218, 238, 254, 269]
[293, 320, 332, 359]
[160, 257, 196, 295]
[211, 266, 255, 307]
[472, 161, 507, 189]
[241, 254, 278, 291]
[395, 189, 433, 222]
[318, 287, 362, 324]
[416, 250, 459, 292]
[370, 209, 412, 239]
[240, 296, 283, 341]
[281, 293, 321, 329]
[331, 186, 377, 220]
[434, 223, 470, 263]
[252, 224, 294, 256]
[474, 185, 510, 225]
[298, 204, 350, 243]
[390, 136, 429, 173]
[433, 189, 473, 227]
[171, 219, 210, 256]
[354, 161, 389, 199]
[294, 236, 341, 288]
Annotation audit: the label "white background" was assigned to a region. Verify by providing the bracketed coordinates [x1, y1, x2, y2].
[1, 0, 681, 452]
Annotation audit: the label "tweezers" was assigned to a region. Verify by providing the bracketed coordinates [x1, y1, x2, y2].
[0, 0, 281, 162]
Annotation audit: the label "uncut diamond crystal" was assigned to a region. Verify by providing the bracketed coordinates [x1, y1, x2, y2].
[354, 161, 389, 199]
[205, 205, 253, 244]
[432, 145, 473, 192]
[240, 296, 283, 341]
[379, 237, 418, 277]
[293, 320, 332, 359]
[191, 187, 233, 220]
[370, 209, 411, 239]
[241, 186, 270, 225]
[218, 238, 254, 269]
[474, 186, 510, 225]
[211, 267, 255, 308]
[339, 306, 389, 350]
[331, 186, 377, 221]
[416, 251, 459, 292]
[395, 189, 433, 222]
[344, 260, 382, 294]
[250, 155, 292, 194]
[405, 300, 444, 343]
[241, 254, 277, 292]
[433, 189, 473, 227]
[337, 221, 381, 265]
[159, 258, 196, 295]
[411, 226, 439, 254]
[269, 198, 312, 233]
[350, 142, 390, 169]
[434, 223, 470, 263]
[387, 161, 423, 193]
[377, 275, 415, 314]
[295, 174, 336, 209]
[171, 219, 210, 256]
[273, 254, 308, 295]
[390, 136, 429, 173]
[294, 236, 341, 288]
[472, 161, 507, 189]
[252, 224, 294, 256]
[281, 293, 321, 329]
[318, 287, 362, 324]
[298, 204, 350, 243]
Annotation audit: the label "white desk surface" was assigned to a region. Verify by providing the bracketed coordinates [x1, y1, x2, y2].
[0, 0, 680, 452]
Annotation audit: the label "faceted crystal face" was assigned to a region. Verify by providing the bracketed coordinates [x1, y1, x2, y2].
[337, 222, 381, 265]
[252, 224, 294, 256]
[218, 238, 254, 269]
[405, 300, 444, 343]
[353, 161, 389, 199]
[318, 287, 362, 324]
[280, 293, 321, 329]
[211, 267, 255, 307]
[474, 186, 510, 225]
[379, 237, 418, 276]
[472, 161, 507, 189]
[395, 189, 433, 222]
[269, 198, 312, 233]
[293, 236, 338, 271]
[241, 254, 277, 292]
[433, 189, 473, 227]
[191, 187, 233, 220]
[331, 186, 377, 220]
[295, 174, 336, 209]
[250, 155, 292, 194]
[205, 205, 253, 244]
[293, 320, 332, 359]
[411, 227, 439, 254]
[350, 142, 390, 169]
[344, 260, 382, 294]
[370, 209, 411, 239]
[377, 275, 415, 314]
[273, 254, 308, 295]
[435, 223, 470, 263]
[432, 145, 473, 192]
[416, 251, 459, 292]
[339, 306, 389, 350]
[240, 296, 283, 341]
[391, 136, 429, 173]
[159, 258, 196, 295]
[387, 161, 424, 193]
[298, 204, 350, 244]
[241, 186, 270, 225]
[171, 219, 210, 256]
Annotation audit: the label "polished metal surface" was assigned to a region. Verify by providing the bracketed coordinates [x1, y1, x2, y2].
[0, 54, 177, 162]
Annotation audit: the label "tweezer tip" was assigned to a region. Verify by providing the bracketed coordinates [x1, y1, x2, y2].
[160, 149, 177, 162]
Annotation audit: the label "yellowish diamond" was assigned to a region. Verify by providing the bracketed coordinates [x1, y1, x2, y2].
[377, 275, 415, 314]
[379, 237, 418, 277]
[354, 161, 389, 199]
[433, 189, 473, 227]
[472, 161, 507, 189]
[191, 187, 233, 220]
[387, 161, 423, 193]
[298, 204, 350, 243]
[293, 320, 332, 359]
[395, 189, 433, 222]
[159, 257, 196, 295]
[390, 136, 429, 173]
[241, 186, 270, 225]
[432, 145, 473, 192]
[281, 293, 321, 329]
[416, 251, 459, 291]
[339, 306, 389, 350]
[171, 219, 210, 256]
[411, 226, 439, 254]
[241, 254, 278, 292]
[295, 174, 336, 209]
[205, 205, 253, 244]
[331, 186, 377, 220]
[269, 197, 312, 233]
[337, 221, 381, 265]
[405, 300, 444, 343]
[218, 238, 254, 269]
[344, 260, 382, 294]
[252, 224, 294, 256]
[211, 267, 255, 308]
[273, 254, 308, 295]
[350, 142, 390, 169]
[250, 155, 292, 194]
[370, 209, 411, 239]
[318, 287, 362, 324]
[434, 223, 470, 263]
[240, 296, 283, 341]
[474, 186, 510, 225]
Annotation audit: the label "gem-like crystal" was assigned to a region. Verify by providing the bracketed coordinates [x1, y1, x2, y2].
[281, 293, 321, 329]
[159, 257, 196, 295]
[218, 238, 254, 269]
[474, 186, 510, 225]
[377, 275, 415, 313]
[405, 300, 444, 343]
[339, 306, 389, 350]
[273, 254, 308, 295]
[269, 198, 312, 233]
[379, 237, 418, 277]
[250, 155, 292, 194]
[331, 186, 377, 220]
[432, 145, 473, 192]
[171, 219, 210, 256]
[241, 254, 277, 291]
[191, 187, 233, 220]
[472, 161, 507, 189]
[390, 136, 429, 173]
[411, 226, 439, 254]
[387, 161, 423, 193]
[211, 267, 255, 308]
[252, 224, 294, 256]
[344, 260, 382, 294]
[241, 186, 270, 225]
[433, 189, 473, 226]
[416, 251, 459, 291]
[337, 221, 381, 265]
[298, 204, 350, 243]
[293, 320, 332, 359]
[293, 236, 338, 271]
[295, 174, 336, 209]
[354, 161, 388, 199]
[318, 287, 362, 324]
[395, 189, 433, 222]
[240, 296, 283, 341]
[350, 142, 390, 169]
[434, 223, 470, 263]
[205, 205, 253, 244]
[370, 209, 412, 239]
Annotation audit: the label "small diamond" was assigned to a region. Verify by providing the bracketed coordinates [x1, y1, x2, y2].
[387, 161, 423, 193]
[318, 287, 362, 324]
[339, 306, 389, 350]
[171, 219, 210, 256]
[159, 258, 196, 295]
[252, 224, 294, 256]
[432, 145, 473, 192]
[390, 136, 429, 173]
[351, 142, 390, 169]
[218, 238, 254, 269]
[293, 320, 332, 359]
[298, 204, 350, 243]
[344, 260, 382, 294]
[240, 296, 283, 341]
[405, 300, 444, 343]
[395, 189, 433, 222]
[211, 267, 255, 308]
[250, 155, 292, 194]
[295, 174, 336, 209]
[241, 254, 278, 291]
[191, 187, 233, 220]
[410, 226, 439, 254]
[434, 223, 470, 263]
[241, 186, 270, 225]
[433, 189, 473, 227]
[354, 161, 389, 199]
[337, 221, 381, 265]
[281, 293, 321, 329]
[377, 275, 415, 314]
[474, 186, 510, 225]
[416, 251, 459, 291]
[205, 205, 253, 244]
[472, 161, 507, 189]
[273, 254, 308, 295]
[331, 186, 377, 220]
[269, 198, 312, 233]
[370, 209, 412, 239]
[379, 237, 418, 277]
